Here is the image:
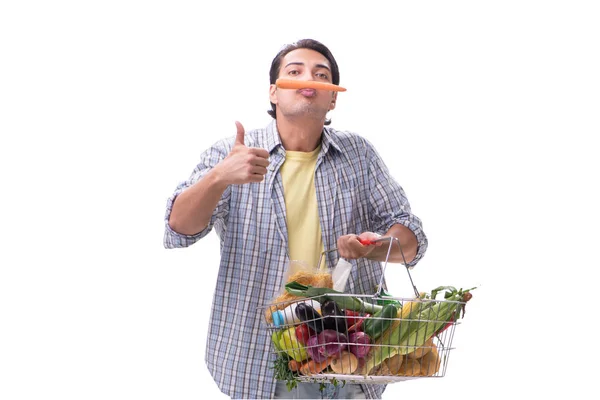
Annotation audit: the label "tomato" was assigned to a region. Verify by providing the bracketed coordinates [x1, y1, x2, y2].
[344, 310, 361, 327]
[346, 310, 371, 333]
[295, 323, 315, 345]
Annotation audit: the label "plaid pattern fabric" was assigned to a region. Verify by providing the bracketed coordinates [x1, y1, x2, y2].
[164, 120, 428, 399]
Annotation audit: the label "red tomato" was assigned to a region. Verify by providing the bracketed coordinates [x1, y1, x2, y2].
[295, 323, 315, 345]
[345, 310, 361, 327]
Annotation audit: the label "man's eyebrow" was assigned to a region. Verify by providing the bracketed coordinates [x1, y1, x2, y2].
[284, 61, 331, 71]
[315, 63, 331, 71]
[284, 62, 304, 68]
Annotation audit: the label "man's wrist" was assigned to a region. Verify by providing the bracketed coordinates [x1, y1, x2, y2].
[207, 164, 230, 191]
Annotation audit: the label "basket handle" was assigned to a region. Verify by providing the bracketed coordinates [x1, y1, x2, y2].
[317, 236, 420, 298]
[374, 236, 420, 298]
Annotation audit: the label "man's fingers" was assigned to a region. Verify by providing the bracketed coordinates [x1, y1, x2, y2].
[234, 121, 246, 146]
[250, 165, 268, 176]
[249, 173, 265, 183]
[358, 232, 382, 245]
[249, 147, 270, 159]
[250, 154, 270, 168]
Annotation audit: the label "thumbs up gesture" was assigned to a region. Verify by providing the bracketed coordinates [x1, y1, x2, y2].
[218, 121, 270, 185]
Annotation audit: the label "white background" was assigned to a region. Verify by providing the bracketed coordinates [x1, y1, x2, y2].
[1, 1, 598, 399]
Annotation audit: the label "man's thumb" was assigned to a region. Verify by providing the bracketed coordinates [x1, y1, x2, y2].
[234, 121, 245, 146]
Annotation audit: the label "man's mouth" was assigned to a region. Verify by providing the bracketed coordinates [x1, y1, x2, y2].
[298, 88, 317, 97]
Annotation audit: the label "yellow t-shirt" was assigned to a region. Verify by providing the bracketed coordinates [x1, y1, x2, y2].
[280, 145, 326, 270]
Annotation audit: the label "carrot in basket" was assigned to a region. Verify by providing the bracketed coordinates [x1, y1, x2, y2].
[298, 357, 332, 375]
[288, 359, 302, 372]
[276, 79, 347, 92]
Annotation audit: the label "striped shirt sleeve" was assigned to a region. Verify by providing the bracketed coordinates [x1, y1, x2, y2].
[365, 139, 428, 266]
[163, 139, 232, 249]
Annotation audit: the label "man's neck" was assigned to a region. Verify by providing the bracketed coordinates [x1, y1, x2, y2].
[276, 117, 324, 152]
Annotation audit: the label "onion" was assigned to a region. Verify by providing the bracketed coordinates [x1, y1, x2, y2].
[306, 335, 327, 362]
[347, 331, 371, 359]
[330, 351, 359, 374]
[305, 330, 347, 362]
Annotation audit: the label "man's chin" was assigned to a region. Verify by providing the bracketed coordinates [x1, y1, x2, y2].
[282, 107, 328, 121]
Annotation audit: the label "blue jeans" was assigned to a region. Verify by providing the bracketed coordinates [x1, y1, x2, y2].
[274, 381, 367, 399]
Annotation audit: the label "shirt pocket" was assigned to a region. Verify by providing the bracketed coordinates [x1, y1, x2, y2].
[335, 187, 360, 234]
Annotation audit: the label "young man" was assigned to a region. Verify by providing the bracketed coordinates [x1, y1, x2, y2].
[164, 39, 428, 399]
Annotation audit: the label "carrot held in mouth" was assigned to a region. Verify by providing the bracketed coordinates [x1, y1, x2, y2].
[276, 78, 347, 92]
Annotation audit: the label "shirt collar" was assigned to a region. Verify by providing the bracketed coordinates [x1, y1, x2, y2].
[321, 125, 343, 155]
[263, 120, 283, 154]
[262, 120, 343, 156]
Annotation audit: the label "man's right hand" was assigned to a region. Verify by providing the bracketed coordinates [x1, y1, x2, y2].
[217, 121, 270, 185]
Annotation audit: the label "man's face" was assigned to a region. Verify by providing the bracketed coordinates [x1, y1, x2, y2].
[269, 48, 337, 121]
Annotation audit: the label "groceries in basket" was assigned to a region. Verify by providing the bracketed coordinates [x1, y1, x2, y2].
[268, 282, 475, 389]
[265, 259, 333, 325]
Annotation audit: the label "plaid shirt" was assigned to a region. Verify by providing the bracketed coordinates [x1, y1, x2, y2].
[164, 120, 428, 399]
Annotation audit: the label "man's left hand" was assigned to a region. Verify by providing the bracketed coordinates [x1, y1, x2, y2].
[337, 232, 383, 260]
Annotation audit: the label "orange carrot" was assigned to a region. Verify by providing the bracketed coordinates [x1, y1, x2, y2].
[299, 357, 332, 375]
[288, 359, 302, 372]
[276, 78, 347, 92]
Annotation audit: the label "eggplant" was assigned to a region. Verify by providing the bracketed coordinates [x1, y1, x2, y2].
[320, 299, 348, 333]
[321, 300, 344, 317]
[295, 303, 325, 333]
[295, 302, 348, 333]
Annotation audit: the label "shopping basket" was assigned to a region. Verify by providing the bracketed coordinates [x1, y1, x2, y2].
[259, 236, 474, 387]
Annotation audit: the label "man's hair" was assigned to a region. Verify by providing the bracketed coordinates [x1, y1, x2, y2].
[268, 39, 340, 125]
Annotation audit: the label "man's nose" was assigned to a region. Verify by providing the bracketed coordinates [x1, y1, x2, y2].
[299, 71, 315, 80]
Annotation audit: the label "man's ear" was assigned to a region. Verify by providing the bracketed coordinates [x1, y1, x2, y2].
[329, 92, 337, 111]
[269, 84, 278, 104]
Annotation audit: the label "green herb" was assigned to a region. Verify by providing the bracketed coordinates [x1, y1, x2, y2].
[318, 377, 345, 393]
[331, 377, 345, 388]
[271, 353, 299, 392]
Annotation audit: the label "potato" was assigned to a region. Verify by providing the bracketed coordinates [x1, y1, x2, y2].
[407, 337, 434, 359]
[385, 354, 404, 375]
[396, 358, 421, 376]
[372, 362, 393, 376]
[419, 344, 441, 376]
